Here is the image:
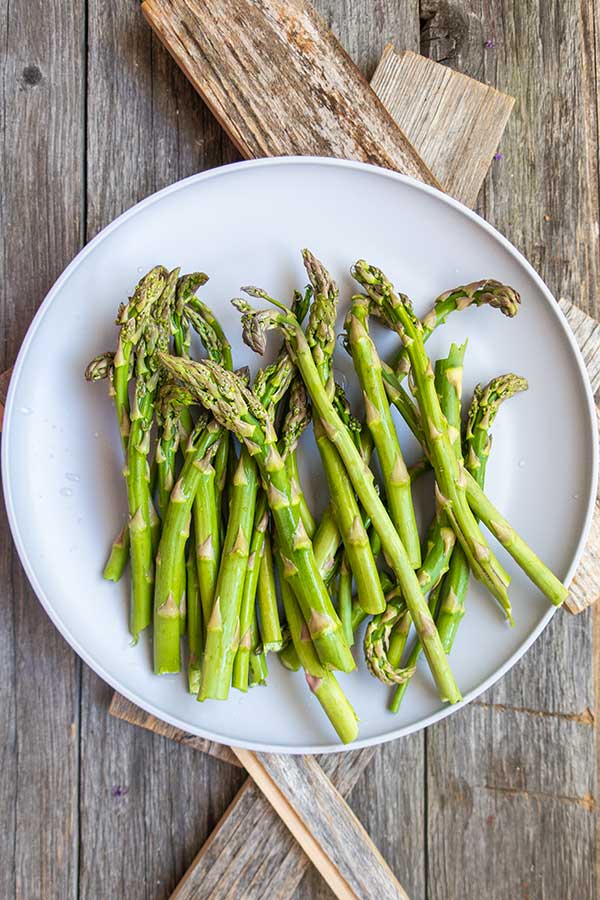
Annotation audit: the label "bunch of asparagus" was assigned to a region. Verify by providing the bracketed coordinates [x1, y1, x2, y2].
[86, 253, 568, 744]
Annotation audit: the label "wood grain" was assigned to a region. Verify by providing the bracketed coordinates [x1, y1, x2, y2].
[79, 6, 247, 900]
[141, 0, 439, 186]
[234, 749, 408, 900]
[109, 692, 241, 766]
[0, 2, 84, 899]
[422, 4, 599, 898]
[371, 46, 514, 207]
[171, 748, 379, 900]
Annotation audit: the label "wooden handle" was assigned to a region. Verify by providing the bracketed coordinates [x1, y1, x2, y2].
[232, 748, 409, 900]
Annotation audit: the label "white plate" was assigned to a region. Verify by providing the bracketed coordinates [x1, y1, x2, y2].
[3, 158, 597, 753]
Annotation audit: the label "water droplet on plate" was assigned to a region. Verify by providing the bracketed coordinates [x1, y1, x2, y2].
[19, 407, 32, 415]
[60, 487, 73, 497]
[137, 266, 144, 273]
[573, 493, 580, 500]
[65, 473, 80, 482]
[93, 432, 100, 439]
[518, 459, 526, 468]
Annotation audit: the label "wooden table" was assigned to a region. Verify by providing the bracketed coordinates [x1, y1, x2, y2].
[1, 3, 598, 898]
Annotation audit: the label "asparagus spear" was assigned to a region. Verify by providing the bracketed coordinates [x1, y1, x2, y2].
[154, 418, 222, 674]
[387, 342, 466, 705]
[249, 612, 269, 686]
[233, 496, 269, 691]
[353, 261, 512, 619]
[345, 294, 421, 568]
[186, 295, 234, 516]
[303, 251, 385, 616]
[390, 582, 443, 713]
[233, 295, 459, 704]
[160, 355, 355, 674]
[365, 344, 464, 689]
[337, 554, 353, 646]
[383, 351, 567, 609]
[281, 377, 316, 537]
[257, 528, 283, 652]
[126, 268, 179, 640]
[436, 373, 528, 650]
[390, 279, 520, 378]
[186, 525, 203, 694]
[277, 553, 358, 744]
[196, 447, 259, 697]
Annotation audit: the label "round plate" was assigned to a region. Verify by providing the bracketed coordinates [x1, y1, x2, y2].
[3, 158, 597, 753]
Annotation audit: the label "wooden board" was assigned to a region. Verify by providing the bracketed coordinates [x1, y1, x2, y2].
[371, 46, 514, 208]
[140, 0, 439, 185]
[0, 3, 85, 899]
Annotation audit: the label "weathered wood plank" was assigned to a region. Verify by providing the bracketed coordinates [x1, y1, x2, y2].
[424, 4, 599, 898]
[234, 749, 408, 900]
[0, 1, 85, 898]
[170, 748, 378, 900]
[80, 5, 247, 899]
[427, 703, 596, 899]
[109, 692, 241, 766]
[315, 0, 420, 78]
[371, 47, 514, 207]
[422, 0, 600, 316]
[141, 0, 439, 185]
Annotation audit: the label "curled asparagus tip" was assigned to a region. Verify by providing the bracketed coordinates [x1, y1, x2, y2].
[240, 286, 290, 312]
[85, 352, 114, 381]
[232, 298, 285, 355]
[351, 261, 416, 324]
[364, 601, 416, 686]
[438, 279, 521, 317]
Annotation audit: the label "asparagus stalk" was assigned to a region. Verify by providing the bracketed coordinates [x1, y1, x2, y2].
[278, 553, 358, 744]
[249, 612, 269, 686]
[390, 582, 443, 713]
[353, 261, 512, 619]
[257, 527, 283, 652]
[281, 378, 316, 537]
[160, 355, 355, 674]
[233, 295, 459, 704]
[198, 447, 259, 698]
[391, 279, 520, 378]
[337, 554, 353, 646]
[153, 419, 222, 674]
[303, 251, 385, 616]
[126, 268, 179, 639]
[387, 342, 466, 705]
[102, 525, 129, 582]
[186, 526, 203, 694]
[232, 494, 269, 691]
[346, 294, 421, 568]
[186, 295, 233, 519]
[436, 373, 528, 649]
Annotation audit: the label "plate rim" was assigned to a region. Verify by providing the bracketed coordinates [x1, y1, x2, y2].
[3, 155, 598, 754]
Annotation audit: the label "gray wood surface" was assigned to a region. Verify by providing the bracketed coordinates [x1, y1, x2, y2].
[1, 3, 598, 900]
